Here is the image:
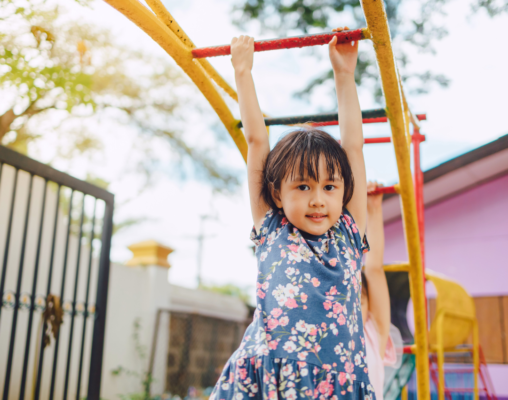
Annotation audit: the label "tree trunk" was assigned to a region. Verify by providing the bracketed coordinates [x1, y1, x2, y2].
[0, 109, 16, 141]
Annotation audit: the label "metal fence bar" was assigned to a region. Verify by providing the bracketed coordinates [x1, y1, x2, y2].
[2, 173, 34, 400]
[0, 146, 113, 203]
[87, 201, 114, 399]
[0, 167, 19, 325]
[19, 178, 48, 399]
[49, 189, 75, 400]
[34, 184, 61, 400]
[63, 195, 86, 400]
[76, 199, 97, 400]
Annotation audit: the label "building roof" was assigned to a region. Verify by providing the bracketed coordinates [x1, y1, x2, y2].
[383, 133, 508, 223]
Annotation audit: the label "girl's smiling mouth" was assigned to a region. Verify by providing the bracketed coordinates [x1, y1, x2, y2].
[306, 213, 327, 222]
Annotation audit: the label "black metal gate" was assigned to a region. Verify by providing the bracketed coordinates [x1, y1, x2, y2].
[0, 146, 114, 400]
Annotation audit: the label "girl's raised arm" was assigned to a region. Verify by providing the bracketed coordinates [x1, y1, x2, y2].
[328, 30, 367, 238]
[365, 182, 391, 356]
[232, 36, 271, 233]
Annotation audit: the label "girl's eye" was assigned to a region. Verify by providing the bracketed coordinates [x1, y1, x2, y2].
[324, 185, 335, 191]
[298, 185, 310, 191]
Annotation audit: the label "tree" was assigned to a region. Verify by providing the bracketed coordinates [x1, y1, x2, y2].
[0, 0, 240, 193]
[231, 0, 505, 102]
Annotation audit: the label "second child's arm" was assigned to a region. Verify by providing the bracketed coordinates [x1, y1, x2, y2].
[328, 30, 367, 238]
[365, 182, 391, 357]
[232, 36, 271, 232]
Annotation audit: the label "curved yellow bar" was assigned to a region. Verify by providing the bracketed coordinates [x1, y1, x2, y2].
[145, 0, 239, 102]
[360, 0, 430, 399]
[104, 0, 248, 161]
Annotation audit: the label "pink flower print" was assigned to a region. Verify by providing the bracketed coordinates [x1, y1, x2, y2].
[260, 251, 268, 261]
[262, 281, 270, 290]
[271, 308, 283, 318]
[282, 217, 288, 225]
[338, 314, 346, 325]
[314, 344, 321, 353]
[285, 267, 295, 275]
[266, 333, 272, 341]
[256, 289, 266, 299]
[259, 237, 266, 245]
[338, 372, 347, 385]
[287, 244, 299, 253]
[350, 260, 356, 269]
[317, 381, 333, 396]
[308, 327, 317, 336]
[352, 223, 358, 233]
[321, 322, 327, 329]
[345, 361, 354, 374]
[333, 302, 342, 314]
[285, 298, 298, 309]
[267, 319, 279, 330]
[281, 249, 287, 258]
[268, 340, 279, 350]
[239, 368, 247, 379]
[311, 277, 321, 287]
[349, 340, 355, 351]
[301, 293, 308, 303]
[322, 364, 332, 371]
[269, 391, 277, 400]
[329, 258, 338, 267]
[279, 316, 289, 326]
[330, 286, 338, 295]
[256, 282, 261, 289]
[297, 361, 307, 368]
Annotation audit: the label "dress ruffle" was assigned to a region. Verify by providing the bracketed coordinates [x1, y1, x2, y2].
[211, 353, 376, 400]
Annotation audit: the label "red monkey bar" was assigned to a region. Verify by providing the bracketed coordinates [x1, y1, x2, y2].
[192, 28, 367, 58]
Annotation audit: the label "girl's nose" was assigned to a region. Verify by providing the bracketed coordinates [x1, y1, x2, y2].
[309, 190, 325, 207]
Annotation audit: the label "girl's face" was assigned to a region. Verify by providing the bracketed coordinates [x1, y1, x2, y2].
[361, 287, 369, 325]
[272, 157, 345, 236]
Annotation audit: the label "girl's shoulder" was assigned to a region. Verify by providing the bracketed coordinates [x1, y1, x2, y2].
[334, 208, 370, 255]
[250, 208, 288, 247]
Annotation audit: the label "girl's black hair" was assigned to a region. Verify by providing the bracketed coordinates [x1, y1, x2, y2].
[261, 128, 354, 210]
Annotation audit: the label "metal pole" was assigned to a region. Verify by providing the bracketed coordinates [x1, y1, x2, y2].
[86, 200, 114, 400]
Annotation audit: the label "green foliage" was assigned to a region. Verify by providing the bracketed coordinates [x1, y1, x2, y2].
[200, 283, 252, 305]
[0, 0, 240, 194]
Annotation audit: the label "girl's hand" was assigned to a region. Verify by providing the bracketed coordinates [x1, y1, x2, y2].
[231, 35, 255, 75]
[328, 27, 358, 75]
[367, 181, 384, 211]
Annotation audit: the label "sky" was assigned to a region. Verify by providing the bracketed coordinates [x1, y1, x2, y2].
[24, 0, 508, 301]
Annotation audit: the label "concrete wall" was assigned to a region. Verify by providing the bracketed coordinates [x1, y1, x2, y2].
[383, 174, 508, 395]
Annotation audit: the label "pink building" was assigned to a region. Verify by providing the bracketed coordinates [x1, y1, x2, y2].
[382, 134, 508, 397]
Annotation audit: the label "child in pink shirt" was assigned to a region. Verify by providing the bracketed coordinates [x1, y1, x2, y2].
[361, 182, 397, 400]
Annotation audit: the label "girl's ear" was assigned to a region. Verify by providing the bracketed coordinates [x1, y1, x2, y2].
[270, 183, 283, 209]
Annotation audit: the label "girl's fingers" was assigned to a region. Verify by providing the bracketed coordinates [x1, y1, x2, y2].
[328, 35, 338, 46]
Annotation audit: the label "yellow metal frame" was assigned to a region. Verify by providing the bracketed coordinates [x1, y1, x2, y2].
[426, 272, 480, 400]
[104, 0, 432, 398]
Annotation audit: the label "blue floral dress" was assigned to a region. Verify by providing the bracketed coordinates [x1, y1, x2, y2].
[211, 209, 376, 400]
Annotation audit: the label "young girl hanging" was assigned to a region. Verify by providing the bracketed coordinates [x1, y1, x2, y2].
[211, 29, 376, 400]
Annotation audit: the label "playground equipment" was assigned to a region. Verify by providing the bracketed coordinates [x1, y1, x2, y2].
[102, 1, 495, 399]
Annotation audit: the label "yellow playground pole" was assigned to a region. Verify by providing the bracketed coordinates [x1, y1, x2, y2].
[360, 0, 431, 399]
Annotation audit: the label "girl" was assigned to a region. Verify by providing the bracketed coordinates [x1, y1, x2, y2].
[362, 182, 397, 400]
[211, 31, 375, 399]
